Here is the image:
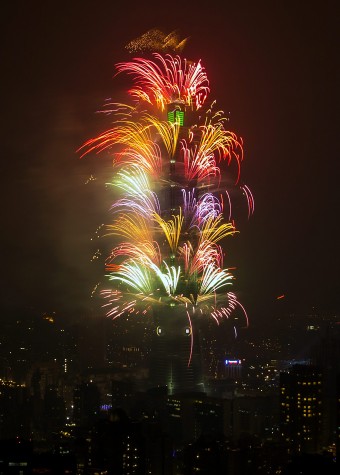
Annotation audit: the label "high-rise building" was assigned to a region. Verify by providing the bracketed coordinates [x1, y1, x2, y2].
[336, 374, 340, 468]
[165, 392, 228, 443]
[73, 382, 100, 428]
[280, 364, 323, 454]
[149, 308, 204, 394]
[0, 380, 30, 439]
[81, 39, 250, 399]
[310, 330, 340, 449]
[89, 409, 146, 475]
[148, 103, 206, 395]
[43, 384, 66, 435]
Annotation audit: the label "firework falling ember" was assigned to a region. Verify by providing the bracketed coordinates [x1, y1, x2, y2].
[80, 40, 253, 351]
[126, 28, 188, 54]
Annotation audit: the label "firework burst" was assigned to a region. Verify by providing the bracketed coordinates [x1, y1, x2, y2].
[80, 42, 253, 360]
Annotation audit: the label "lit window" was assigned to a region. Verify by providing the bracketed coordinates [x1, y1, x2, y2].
[168, 109, 185, 126]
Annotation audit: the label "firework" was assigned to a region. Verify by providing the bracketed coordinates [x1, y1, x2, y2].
[126, 28, 188, 54]
[80, 42, 253, 360]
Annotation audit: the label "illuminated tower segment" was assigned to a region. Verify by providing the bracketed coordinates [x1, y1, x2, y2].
[150, 98, 203, 393]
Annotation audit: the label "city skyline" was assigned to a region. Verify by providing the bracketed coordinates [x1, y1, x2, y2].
[1, 1, 339, 321]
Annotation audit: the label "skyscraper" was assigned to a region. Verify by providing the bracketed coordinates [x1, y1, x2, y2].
[81, 31, 251, 396]
[149, 307, 204, 393]
[280, 365, 323, 454]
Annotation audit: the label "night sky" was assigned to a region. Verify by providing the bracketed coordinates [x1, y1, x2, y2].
[1, 1, 339, 321]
